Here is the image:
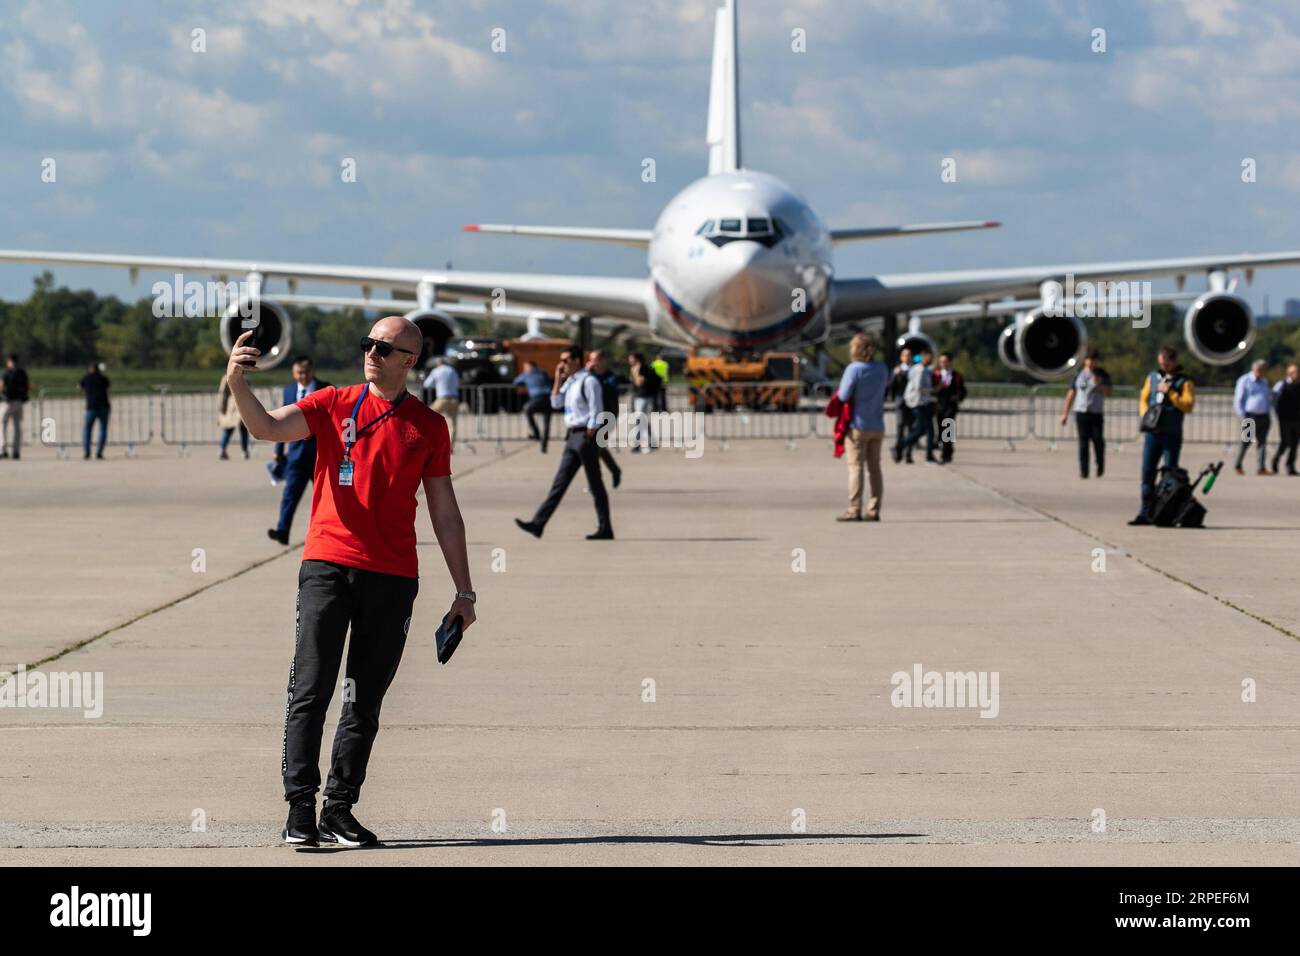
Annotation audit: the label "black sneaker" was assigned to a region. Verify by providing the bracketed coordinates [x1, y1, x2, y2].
[319, 802, 378, 847]
[282, 799, 319, 847]
[267, 528, 289, 545]
[515, 518, 543, 538]
[1127, 514, 1152, 526]
[611, 468, 622, 489]
[586, 527, 614, 540]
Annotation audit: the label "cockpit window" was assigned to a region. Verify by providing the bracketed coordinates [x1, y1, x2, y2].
[696, 217, 784, 248]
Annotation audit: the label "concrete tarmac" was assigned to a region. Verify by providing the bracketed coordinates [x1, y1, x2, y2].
[1, 429, 1297, 865]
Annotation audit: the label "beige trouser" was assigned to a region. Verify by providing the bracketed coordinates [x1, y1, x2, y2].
[846, 428, 883, 517]
[432, 397, 459, 447]
[2, 401, 23, 455]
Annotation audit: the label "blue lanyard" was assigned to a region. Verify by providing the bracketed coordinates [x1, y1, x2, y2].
[344, 387, 407, 461]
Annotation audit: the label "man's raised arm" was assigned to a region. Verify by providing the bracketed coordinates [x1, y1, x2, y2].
[226, 330, 311, 443]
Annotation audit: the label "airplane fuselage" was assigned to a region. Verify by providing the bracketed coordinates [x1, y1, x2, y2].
[647, 170, 833, 352]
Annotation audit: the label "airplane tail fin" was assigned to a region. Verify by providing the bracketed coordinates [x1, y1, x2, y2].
[706, 0, 741, 174]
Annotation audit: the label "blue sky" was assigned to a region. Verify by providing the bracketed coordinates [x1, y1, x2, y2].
[2, 0, 1300, 312]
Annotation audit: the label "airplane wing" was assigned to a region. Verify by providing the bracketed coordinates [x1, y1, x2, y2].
[0, 249, 651, 322]
[830, 250, 1300, 322]
[830, 220, 999, 243]
[462, 224, 652, 248]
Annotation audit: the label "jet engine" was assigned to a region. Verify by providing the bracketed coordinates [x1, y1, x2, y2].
[1183, 292, 1255, 365]
[404, 308, 460, 369]
[1013, 309, 1086, 380]
[998, 322, 1025, 373]
[219, 297, 292, 370]
[894, 330, 936, 361]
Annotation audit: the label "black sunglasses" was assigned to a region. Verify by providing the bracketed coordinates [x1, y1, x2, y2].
[360, 336, 415, 359]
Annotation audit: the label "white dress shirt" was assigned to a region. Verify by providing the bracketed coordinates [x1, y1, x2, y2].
[552, 369, 603, 429]
[423, 364, 460, 399]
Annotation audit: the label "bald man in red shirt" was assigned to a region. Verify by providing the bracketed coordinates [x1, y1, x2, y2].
[227, 315, 476, 848]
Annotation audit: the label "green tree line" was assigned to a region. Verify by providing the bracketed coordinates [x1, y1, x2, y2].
[0, 272, 406, 372]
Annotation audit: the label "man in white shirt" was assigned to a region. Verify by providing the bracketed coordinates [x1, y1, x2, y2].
[423, 357, 461, 451]
[515, 347, 614, 540]
[1233, 358, 1273, 475]
[893, 349, 937, 463]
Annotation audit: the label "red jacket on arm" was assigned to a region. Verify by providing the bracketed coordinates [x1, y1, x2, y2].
[825, 393, 853, 458]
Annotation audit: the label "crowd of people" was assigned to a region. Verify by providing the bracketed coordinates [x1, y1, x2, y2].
[1, 353, 113, 460]
[832, 334, 970, 521]
[831, 336, 1298, 527]
[6, 334, 1296, 538]
[509, 350, 667, 457]
[1231, 359, 1300, 477]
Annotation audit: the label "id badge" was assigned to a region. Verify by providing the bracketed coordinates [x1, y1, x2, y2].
[339, 460, 355, 487]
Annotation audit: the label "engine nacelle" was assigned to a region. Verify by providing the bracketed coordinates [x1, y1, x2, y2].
[894, 330, 936, 361]
[998, 322, 1025, 373]
[404, 308, 460, 369]
[1184, 292, 1255, 365]
[219, 297, 292, 370]
[1014, 308, 1086, 380]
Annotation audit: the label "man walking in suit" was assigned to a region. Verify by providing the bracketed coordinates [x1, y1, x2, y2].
[932, 352, 967, 464]
[1272, 364, 1300, 476]
[589, 349, 623, 488]
[515, 347, 614, 540]
[888, 347, 914, 463]
[268, 357, 329, 545]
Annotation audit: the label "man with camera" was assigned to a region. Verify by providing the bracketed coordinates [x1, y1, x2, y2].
[1129, 346, 1196, 526]
[225, 315, 476, 848]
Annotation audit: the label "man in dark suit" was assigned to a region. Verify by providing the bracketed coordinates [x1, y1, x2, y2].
[268, 357, 329, 545]
[888, 347, 914, 463]
[932, 352, 967, 464]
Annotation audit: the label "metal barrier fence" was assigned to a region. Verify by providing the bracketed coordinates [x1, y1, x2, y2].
[811, 382, 1033, 445]
[20, 381, 1249, 452]
[30, 388, 154, 456]
[1031, 385, 1239, 448]
[157, 385, 281, 449]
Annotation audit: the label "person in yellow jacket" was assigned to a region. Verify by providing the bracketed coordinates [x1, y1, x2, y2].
[1129, 346, 1196, 525]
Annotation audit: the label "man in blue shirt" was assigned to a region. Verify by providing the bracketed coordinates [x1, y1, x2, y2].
[513, 360, 553, 452]
[1233, 359, 1273, 475]
[836, 333, 889, 521]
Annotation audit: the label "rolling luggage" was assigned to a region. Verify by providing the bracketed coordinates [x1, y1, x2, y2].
[1150, 462, 1220, 528]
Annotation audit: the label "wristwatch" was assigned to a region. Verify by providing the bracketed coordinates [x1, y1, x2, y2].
[456, 590, 477, 604]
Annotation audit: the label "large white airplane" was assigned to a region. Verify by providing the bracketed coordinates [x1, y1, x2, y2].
[3, 0, 1298, 380]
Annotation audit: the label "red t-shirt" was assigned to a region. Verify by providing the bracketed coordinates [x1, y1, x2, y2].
[297, 384, 451, 578]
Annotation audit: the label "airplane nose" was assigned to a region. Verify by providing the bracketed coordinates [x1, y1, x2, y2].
[711, 243, 797, 324]
[717, 240, 764, 277]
